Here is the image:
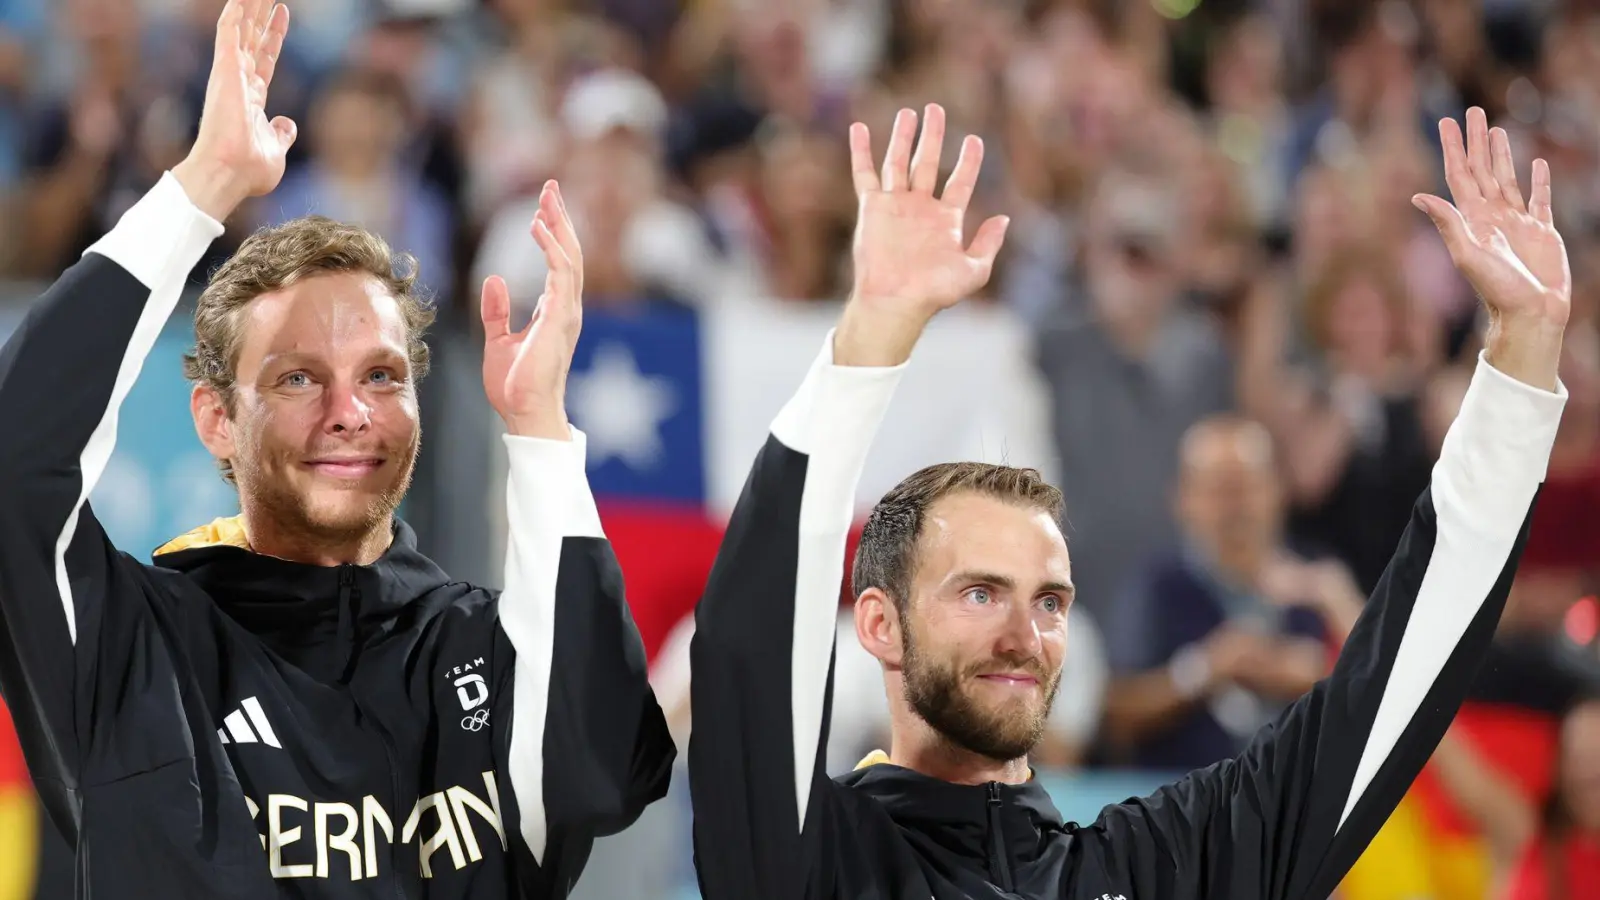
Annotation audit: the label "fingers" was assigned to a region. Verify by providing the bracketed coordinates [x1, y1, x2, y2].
[849, 122, 878, 196]
[257, 4, 290, 88]
[214, 0, 244, 62]
[908, 103, 945, 194]
[1439, 116, 1477, 205]
[965, 214, 1011, 272]
[531, 216, 576, 313]
[1489, 126, 1526, 212]
[244, 0, 270, 55]
[542, 182, 583, 267]
[480, 274, 511, 341]
[254, 0, 274, 44]
[1412, 193, 1471, 254]
[940, 135, 984, 210]
[1531, 158, 1554, 225]
[880, 108, 917, 192]
[1465, 106, 1500, 201]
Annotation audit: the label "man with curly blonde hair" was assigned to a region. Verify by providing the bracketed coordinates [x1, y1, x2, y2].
[0, 2, 671, 897]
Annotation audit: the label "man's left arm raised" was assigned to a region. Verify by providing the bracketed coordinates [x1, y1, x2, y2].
[485, 182, 674, 882]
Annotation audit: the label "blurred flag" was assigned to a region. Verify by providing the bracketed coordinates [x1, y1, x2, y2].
[550, 297, 1060, 660]
[0, 700, 36, 900]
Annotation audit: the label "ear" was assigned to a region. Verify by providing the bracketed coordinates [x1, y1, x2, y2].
[855, 587, 904, 668]
[191, 383, 236, 465]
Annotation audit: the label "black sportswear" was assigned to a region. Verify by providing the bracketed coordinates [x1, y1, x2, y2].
[688, 334, 1566, 900]
[0, 173, 673, 898]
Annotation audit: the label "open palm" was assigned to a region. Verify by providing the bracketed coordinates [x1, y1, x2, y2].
[191, 0, 297, 199]
[849, 105, 1009, 314]
[480, 181, 584, 438]
[1414, 107, 1570, 327]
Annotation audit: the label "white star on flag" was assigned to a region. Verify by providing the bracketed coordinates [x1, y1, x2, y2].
[566, 342, 679, 470]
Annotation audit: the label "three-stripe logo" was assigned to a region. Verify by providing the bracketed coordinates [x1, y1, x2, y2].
[217, 696, 282, 749]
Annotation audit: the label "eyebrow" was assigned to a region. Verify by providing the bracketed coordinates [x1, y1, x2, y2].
[948, 570, 1076, 598]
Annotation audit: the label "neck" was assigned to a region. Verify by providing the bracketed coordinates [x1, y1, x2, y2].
[886, 704, 1031, 785]
[239, 508, 394, 567]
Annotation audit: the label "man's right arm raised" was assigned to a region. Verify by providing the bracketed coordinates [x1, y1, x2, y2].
[0, 0, 292, 801]
[688, 103, 1010, 900]
[688, 332, 903, 900]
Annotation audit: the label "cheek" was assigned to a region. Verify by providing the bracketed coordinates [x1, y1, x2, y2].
[378, 394, 422, 442]
[1041, 621, 1069, 667]
[238, 403, 313, 459]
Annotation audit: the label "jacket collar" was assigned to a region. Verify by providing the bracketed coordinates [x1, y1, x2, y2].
[152, 515, 452, 682]
[838, 753, 1067, 869]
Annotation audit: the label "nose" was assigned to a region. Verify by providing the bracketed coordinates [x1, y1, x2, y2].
[323, 383, 373, 435]
[994, 599, 1044, 660]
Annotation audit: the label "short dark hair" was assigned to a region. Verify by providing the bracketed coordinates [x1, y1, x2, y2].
[851, 462, 1065, 613]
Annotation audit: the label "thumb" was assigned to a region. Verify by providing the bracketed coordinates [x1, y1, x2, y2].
[966, 214, 1011, 272]
[480, 275, 511, 340]
[271, 116, 297, 153]
[1412, 193, 1469, 251]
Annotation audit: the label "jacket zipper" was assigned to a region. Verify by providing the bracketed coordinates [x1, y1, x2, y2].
[340, 567, 406, 900]
[986, 782, 1015, 892]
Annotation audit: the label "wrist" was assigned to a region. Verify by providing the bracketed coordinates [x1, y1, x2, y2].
[1484, 313, 1565, 393]
[504, 411, 572, 441]
[833, 301, 933, 368]
[171, 157, 249, 222]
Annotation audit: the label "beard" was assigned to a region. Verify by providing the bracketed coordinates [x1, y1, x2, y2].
[901, 620, 1062, 762]
[233, 432, 419, 546]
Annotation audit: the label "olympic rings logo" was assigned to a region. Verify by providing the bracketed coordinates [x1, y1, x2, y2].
[460, 708, 491, 732]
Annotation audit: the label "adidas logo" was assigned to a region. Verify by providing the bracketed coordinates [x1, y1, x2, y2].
[217, 696, 282, 749]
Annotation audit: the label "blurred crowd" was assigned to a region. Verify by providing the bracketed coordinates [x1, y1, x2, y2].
[2, 0, 1599, 897]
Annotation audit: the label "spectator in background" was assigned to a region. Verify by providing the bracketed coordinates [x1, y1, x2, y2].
[1033, 162, 1233, 621]
[255, 67, 456, 305]
[10, 0, 204, 278]
[471, 67, 723, 316]
[459, 0, 623, 223]
[1285, 0, 1442, 190]
[1103, 414, 1363, 771]
[0, 0, 44, 271]
[1238, 245, 1436, 594]
[350, 8, 472, 210]
[1429, 699, 1600, 900]
[699, 119, 856, 301]
[1201, 11, 1292, 238]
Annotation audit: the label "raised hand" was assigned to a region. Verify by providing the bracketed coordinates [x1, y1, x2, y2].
[480, 181, 585, 441]
[173, 0, 298, 221]
[1413, 106, 1569, 390]
[835, 104, 1010, 367]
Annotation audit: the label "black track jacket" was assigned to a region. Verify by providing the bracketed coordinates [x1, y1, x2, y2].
[688, 333, 1566, 900]
[0, 173, 674, 898]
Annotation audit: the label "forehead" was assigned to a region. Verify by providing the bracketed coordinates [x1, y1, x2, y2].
[236, 271, 409, 364]
[916, 492, 1071, 582]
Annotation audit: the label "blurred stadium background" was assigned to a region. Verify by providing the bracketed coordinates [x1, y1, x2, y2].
[1, 0, 1598, 897]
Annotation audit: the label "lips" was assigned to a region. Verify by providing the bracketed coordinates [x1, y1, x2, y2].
[976, 673, 1040, 687]
[306, 458, 384, 478]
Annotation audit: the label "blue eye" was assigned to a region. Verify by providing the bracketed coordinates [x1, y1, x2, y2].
[967, 587, 993, 605]
[283, 372, 310, 387]
[1039, 595, 1063, 614]
[370, 370, 389, 384]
